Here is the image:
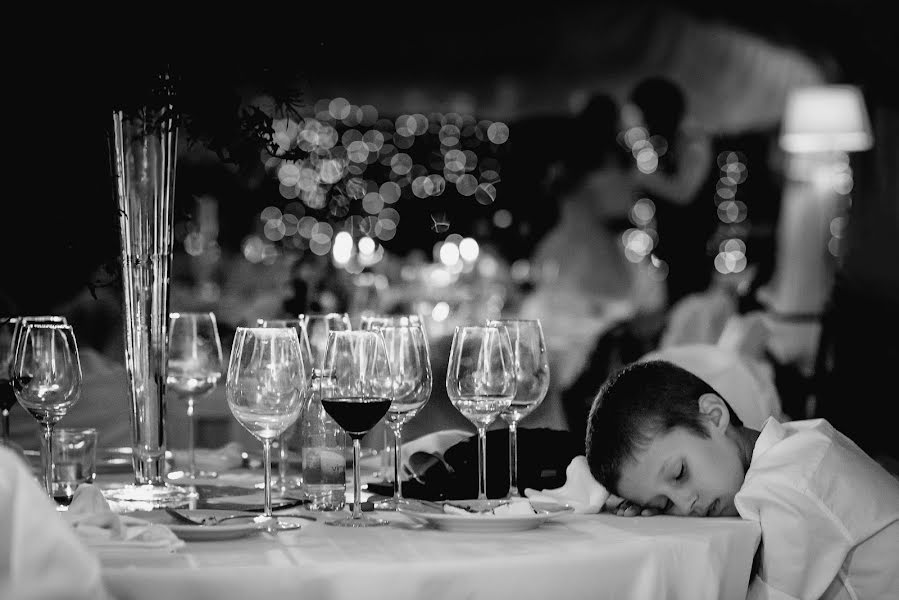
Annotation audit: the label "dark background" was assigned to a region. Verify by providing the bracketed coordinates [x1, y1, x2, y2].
[3, 1, 897, 461]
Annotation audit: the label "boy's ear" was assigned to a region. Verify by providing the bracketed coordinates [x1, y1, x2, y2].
[697, 393, 730, 433]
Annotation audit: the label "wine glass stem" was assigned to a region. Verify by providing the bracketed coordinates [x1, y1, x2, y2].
[262, 438, 273, 518]
[278, 432, 289, 490]
[187, 396, 196, 478]
[508, 421, 520, 498]
[352, 438, 363, 520]
[392, 425, 403, 501]
[41, 424, 54, 497]
[477, 425, 488, 501]
[1, 409, 10, 441]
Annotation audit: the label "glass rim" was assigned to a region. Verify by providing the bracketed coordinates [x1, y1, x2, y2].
[170, 311, 216, 318]
[298, 312, 350, 319]
[486, 318, 542, 325]
[52, 427, 98, 438]
[328, 329, 380, 338]
[256, 318, 303, 327]
[235, 326, 297, 333]
[453, 324, 507, 333]
[21, 323, 72, 330]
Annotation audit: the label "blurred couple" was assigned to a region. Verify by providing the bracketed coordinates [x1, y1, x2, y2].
[520, 76, 716, 429]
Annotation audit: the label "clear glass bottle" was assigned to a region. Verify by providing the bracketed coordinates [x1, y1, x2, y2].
[300, 376, 346, 511]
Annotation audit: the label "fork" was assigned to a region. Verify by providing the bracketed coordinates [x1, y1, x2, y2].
[165, 507, 259, 526]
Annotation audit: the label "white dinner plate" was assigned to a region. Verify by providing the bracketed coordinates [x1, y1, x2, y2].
[398, 500, 574, 533]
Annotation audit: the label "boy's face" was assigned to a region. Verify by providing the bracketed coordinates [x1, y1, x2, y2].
[615, 394, 745, 517]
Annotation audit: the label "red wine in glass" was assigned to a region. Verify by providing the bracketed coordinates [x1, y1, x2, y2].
[321, 397, 391, 439]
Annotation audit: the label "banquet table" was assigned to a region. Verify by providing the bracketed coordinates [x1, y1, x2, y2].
[99, 508, 760, 600]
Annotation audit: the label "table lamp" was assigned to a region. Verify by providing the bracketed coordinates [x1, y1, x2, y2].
[779, 84, 873, 154]
[759, 84, 873, 416]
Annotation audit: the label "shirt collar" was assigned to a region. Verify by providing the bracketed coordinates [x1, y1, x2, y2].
[751, 416, 787, 463]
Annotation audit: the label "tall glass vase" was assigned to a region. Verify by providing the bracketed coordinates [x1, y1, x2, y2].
[103, 107, 192, 508]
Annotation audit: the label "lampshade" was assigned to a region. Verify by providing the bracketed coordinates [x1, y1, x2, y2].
[779, 85, 873, 153]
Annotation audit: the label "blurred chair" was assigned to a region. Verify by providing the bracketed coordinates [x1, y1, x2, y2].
[559, 311, 667, 439]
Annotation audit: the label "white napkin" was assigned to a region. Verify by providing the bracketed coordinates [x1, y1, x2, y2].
[399, 429, 472, 478]
[62, 485, 185, 553]
[524, 455, 610, 514]
[1, 446, 111, 600]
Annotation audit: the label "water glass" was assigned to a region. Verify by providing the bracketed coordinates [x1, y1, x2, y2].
[49, 427, 98, 506]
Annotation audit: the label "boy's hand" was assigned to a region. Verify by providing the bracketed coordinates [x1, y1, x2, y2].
[605, 494, 660, 517]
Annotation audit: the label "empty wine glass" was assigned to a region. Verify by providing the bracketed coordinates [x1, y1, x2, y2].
[12, 323, 82, 499]
[167, 312, 224, 480]
[320, 330, 393, 527]
[446, 325, 516, 506]
[1, 318, 24, 455]
[360, 314, 424, 486]
[257, 317, 314, 493]
[226, 327, 308, 531]
[487, 319, 550, 498]
[368, 323, 432, 510]
[3, 316, 69, 459]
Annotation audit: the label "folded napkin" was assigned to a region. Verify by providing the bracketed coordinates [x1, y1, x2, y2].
[62, 485, 185, 553]
[524, 455, 610, 514]
[400, 429, 472, 479]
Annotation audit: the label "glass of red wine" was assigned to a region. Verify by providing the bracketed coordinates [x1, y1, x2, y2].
[320, 330, 393, 527]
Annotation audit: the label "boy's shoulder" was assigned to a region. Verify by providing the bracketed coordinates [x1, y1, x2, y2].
[738, 418, 899, 532]
[740, 418, 834, 492]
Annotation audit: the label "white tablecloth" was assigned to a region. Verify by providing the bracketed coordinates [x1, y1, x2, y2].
[101, 510, 760, 600]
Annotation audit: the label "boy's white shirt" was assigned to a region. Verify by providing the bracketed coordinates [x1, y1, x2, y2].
[734, 418, 899, 600]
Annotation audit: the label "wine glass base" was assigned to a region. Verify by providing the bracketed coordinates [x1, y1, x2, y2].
[326, 514, 389, 527]
[102, 483, 197, 511]
[372, 496, 420, 511]
[167, 470, 219, 481]
[255, 515, 306, 531]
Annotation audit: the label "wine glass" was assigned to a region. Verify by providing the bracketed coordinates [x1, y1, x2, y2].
[446, 325, 516, 506]
[257, 317, 314, 493]
[486, 319, 550, 498]
[11, 323, 83, 499]
[1, 318, 25, 455]
[225, 327, 308, 531]
[2, 316, 69, 459]
[367, 323, 432, 510]
[320, 330, 393, 527]
[166, 312, 224, 480]
[360, 314, 423, 484]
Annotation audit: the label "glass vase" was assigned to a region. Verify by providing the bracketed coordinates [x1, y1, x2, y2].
[103, 106, 192, 508]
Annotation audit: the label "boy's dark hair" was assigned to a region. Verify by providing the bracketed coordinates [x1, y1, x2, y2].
[585, 360, 743, 493]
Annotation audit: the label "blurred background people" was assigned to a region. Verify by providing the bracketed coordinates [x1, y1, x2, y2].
[627, 75, 718, 308]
